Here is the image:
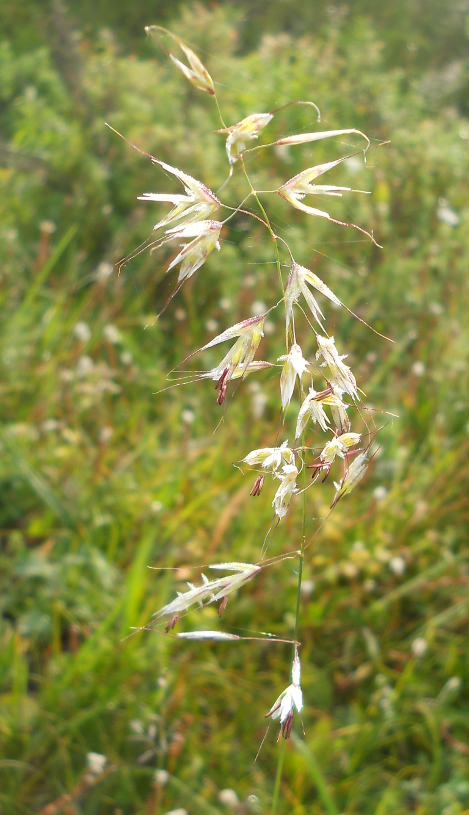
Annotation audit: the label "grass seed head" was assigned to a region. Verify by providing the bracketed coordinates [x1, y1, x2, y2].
[195, 315, 266, 403]
[138, 158, 220, 232]
[215, 113, 274, 165]
[316, 336, 359, 402]
[278, 153, 380, 243]
[295, 386, 331, 438]
[242, 440, 295, 473]
[266, 650, 303, 738]
[154, 562, 261, 620]
[323, 387, 351, 434]
[272, 464, 299, 519]
[320, 432, 361, 465]
[275, 127, 370, 150]
[146, 26, 215, 95]
[164, 220, 222, 282]
[331, 451, 369, 507]
[278, 344, 309, 411]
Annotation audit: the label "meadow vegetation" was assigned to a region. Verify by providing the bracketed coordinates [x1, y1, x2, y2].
[1, 2, 469, 813]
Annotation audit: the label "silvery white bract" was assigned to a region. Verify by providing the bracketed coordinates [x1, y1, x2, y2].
[138, 156, 220, 232]
[316, 335, 359, 402]
[153, 563, 260, 620]
[215, 113, 274, 166]
[295, 385, 331, 438]
[146, 26, 216, 96]
[274, 127, 369, 150]
[320, 432, 361, 465]
[163, 220, 222, 282]
[332, 452, 369, 507]
[278, 152, 380, 245]
[242, 440, 295, 474]
[194, 315, 266, 404]
[278, 344, 310, 411]
[266, 651, 303, 739]
[285, 262, 341, 334]
[272, 464, 299, 519]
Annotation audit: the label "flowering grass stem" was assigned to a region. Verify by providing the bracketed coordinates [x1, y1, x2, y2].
[115, 28, 386, 812]
[293, 440, 307, 652]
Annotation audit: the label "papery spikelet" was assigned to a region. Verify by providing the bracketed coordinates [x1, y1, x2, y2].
[319, 432, 361, 465]
[278, 344, 309, 411]
[164, 220, 222, 281]
[325, 387, 351, 434]
[198, 360, 273, 385]
[138, 157, 220, 232]
[331, 451, 368, 507]
[295, 385, 330, 438]
[266, 650, 303, 738]
[149, 220, 222, 317]
[242, 440, 295, 473]
[146, 26, 215, 95]
[104, 126, 221, 284]
[298, 264, 341, 307]
[316, 336, 359, 401]
[198, 315, 266, 354]
[285, 261, 378, 346]
[177, 631, 240, 640]
[284, 263, 304, 336]
[195, 315, 266, 403]
[215, 113, 273, 165]
[275, 128, 370, 149]
[272, 464, 299, 519]
[229, 360, 273, 380]
[279, 154, 369, 199]
[278, 153, 380, 245]
[337, 432, 362, 450]
[154, 562, 260, 620]
[285, 262, 342, 332]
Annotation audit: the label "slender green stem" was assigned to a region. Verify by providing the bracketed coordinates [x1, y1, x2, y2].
[293, 444, 307, 652]
[214, 93, 227, 129]
[290, 425, 340, 815]
[293, 360, 308, 650]
[240, 158, 285, 296]
[239, 157, 303, 815]
[271, 737, 286, 815]
[220, 194, 256, 225]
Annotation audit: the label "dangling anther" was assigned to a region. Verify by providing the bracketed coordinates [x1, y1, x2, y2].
[250, 475, 265, 496]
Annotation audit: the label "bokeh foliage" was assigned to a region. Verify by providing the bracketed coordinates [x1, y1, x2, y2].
[1, 2, 469, 813]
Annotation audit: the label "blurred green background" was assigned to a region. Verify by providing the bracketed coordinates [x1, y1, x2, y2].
[1, 1, 469, 813]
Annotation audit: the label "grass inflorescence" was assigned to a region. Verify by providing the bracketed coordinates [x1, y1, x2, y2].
[1, 4, 469, 814]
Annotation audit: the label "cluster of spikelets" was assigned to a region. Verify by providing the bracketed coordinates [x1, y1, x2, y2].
[113, 26, 385, 744]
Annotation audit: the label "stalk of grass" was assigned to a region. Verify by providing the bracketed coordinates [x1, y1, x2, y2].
[107, 24, 386, 814]
[10, 8, 469, 810]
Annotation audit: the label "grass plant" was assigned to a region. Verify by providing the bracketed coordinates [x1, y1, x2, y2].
[108, 26, 390, 809]
[1, 4, 469, 814]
